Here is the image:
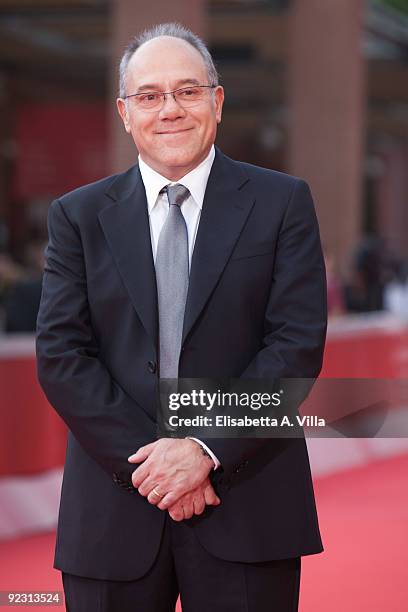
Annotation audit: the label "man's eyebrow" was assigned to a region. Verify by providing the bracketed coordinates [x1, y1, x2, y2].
[135, 78, 202, 93]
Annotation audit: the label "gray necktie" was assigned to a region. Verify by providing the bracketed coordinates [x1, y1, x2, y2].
[156, 184, 190, 378]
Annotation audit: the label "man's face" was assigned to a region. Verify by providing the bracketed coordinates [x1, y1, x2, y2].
[117, 36, 224, 180]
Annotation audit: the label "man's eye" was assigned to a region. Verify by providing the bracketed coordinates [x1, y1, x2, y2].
[140, 93, 160, 102]
[179, 88, 198, 97]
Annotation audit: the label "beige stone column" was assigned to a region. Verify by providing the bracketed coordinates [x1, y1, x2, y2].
[288, 0, 366, 271]
[109, 0, 206, 173]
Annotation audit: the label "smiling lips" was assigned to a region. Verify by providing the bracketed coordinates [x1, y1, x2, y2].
[156, 128, 193, 135]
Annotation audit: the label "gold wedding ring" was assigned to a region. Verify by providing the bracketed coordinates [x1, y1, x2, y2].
[151, 487, 164, 499]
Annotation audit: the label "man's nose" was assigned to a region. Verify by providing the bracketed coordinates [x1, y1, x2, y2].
[158, 92, 185, 119]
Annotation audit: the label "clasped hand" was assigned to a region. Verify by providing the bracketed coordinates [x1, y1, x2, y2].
[128, 438, 220, 521]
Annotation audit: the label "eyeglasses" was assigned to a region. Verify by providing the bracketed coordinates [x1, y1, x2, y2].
[123, 85, 216, 112]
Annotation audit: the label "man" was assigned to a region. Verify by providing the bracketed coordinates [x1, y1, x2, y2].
[36, 22, 327, 612]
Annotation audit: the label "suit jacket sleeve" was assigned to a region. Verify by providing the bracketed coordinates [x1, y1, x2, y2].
[36, 198, 156, 483]
[203, 178, 327, 474]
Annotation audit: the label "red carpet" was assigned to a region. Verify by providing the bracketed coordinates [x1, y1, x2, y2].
[300, 452, 408, 612]
[1, 453, 407, 611]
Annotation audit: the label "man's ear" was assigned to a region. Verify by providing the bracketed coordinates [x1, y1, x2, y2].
[116, 98, 131, 133]
[214, 86, 224, 124]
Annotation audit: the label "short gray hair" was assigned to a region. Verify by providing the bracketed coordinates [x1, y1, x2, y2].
[118, 22, 219, 99]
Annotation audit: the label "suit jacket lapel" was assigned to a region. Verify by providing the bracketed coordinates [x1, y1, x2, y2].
[97, 152, 255, 352]
[182, 150, 255, 343]
[98, 165, 158, 352]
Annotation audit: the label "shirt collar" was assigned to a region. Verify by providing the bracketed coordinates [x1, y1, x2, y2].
[138, 145, 215, 213]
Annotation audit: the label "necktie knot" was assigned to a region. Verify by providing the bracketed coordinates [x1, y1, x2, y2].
[165, 184, 190, 208]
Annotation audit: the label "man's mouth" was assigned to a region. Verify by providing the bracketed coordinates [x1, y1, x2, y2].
[156, 128, 193, 135]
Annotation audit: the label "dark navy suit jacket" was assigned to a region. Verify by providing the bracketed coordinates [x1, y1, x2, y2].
[36, 148, 327, 580]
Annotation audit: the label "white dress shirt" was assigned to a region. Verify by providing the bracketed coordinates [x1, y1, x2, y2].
[138, 146, 220, 470]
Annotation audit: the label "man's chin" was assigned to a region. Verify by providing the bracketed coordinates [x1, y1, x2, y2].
[158, 150, 201, 171]
[141, 144, 210, 179]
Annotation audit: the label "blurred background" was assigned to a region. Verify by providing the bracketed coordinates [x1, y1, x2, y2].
[0, 0, 407, 610]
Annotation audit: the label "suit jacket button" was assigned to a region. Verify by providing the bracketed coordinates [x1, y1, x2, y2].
[147, 360, 157, 374]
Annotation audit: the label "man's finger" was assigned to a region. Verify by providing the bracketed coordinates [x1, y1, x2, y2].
[131, 467, 150, 489]
[168, 505, 184, 522]
[147, 487, 167, 506]
[182, 499, 194, 520]
[204, 484, 221, 506]
[128, 442, 156, 463]
[193, 495, 205, 515]
[158, 490, 180, 510]
[137, 477, 159, 497]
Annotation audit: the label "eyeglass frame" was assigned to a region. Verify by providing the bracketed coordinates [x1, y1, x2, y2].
[122, 84, 217, 111]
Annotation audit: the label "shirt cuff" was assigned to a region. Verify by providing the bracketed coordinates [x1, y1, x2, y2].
[187, 437, 221, 470]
